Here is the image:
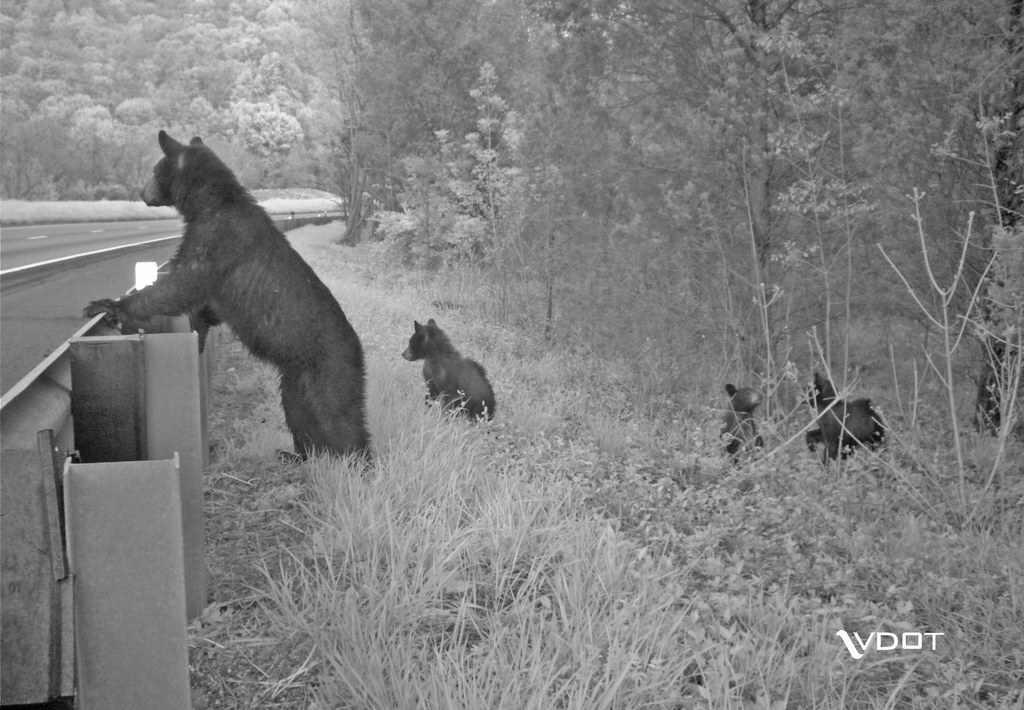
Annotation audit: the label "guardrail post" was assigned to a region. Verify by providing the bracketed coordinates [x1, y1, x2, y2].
[70, 338, 147, 462]
[69, 329, 207, 620]
[64, 453, 190, 709]
[0, 432, 75, 702]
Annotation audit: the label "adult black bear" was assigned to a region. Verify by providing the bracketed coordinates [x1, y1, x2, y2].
[85, 131, 369, 460]
[808, 372, 884, 462]
[721, 383, 765, 463]
[402, 319, 495, 419]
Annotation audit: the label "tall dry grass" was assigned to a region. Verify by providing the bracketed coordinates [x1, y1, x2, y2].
[196, 224, 1023, 708]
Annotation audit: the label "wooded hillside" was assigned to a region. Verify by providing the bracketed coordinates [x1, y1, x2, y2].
[2, 0, 1021, 420]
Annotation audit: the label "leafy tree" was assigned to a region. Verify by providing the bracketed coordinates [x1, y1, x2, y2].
[298, 0, 374, 242]
[376, 63, 526, 271]
[114, 98, 158, 126]
[973, 0, 1024, 434]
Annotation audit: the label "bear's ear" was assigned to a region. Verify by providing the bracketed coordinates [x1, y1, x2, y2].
[725, 383, 737, 397]
[189, 136, 204, 146]
[427, 318, 437, 327]
[157, 130, 184, 157]
[413, 320, 423, 331]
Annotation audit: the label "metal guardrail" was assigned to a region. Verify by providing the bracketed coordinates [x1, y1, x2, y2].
[0, 212, 341, 704]
[0, 213, 339, 409]
[0, 315, 112, 447]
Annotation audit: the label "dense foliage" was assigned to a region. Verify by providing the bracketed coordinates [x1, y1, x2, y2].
[192, 227, 1024, 708]
[3, 2, 1020, 700]
[2, 0, 1021, 419]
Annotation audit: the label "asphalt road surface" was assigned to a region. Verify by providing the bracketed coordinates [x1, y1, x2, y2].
[1, 219, 183, 396]
[1, 218, 182, 271]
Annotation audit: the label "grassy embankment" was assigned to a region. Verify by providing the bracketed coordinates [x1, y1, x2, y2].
[186, 223, 1023, 709]
[0, 189, 341, 226]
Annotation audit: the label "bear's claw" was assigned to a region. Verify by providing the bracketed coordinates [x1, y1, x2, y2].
[83, 298, 121, 326]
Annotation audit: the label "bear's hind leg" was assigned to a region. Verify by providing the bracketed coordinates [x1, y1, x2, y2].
[280, 371, 319, 460]
[288, 367, 369, 459]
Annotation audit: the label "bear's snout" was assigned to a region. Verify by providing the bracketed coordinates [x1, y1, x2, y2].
[141, 176, 169, 207]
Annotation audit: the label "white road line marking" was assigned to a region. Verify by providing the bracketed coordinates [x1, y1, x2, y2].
[0, 234, 182, 276]
[28, 235, 48, 240]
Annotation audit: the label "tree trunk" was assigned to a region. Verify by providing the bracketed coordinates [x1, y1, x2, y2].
[341, 172, 366, 246]
[974, 0, 1023, 434]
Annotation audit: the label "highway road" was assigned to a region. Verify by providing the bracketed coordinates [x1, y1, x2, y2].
[0, 218, 182, 271]
[1, 219, 184, 395]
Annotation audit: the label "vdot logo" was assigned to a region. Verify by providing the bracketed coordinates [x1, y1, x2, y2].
[836, 630, 944, 659]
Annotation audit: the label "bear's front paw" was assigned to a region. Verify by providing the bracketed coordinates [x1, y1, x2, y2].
[83, 298, 121, 326]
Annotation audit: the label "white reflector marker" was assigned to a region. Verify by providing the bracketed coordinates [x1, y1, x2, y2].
[135, 261, 158, 290]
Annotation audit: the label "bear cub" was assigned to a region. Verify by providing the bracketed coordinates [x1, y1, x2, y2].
[721, 383, 765, 462]
[808, 372, 885, 462]
[402, 319, 496, 420]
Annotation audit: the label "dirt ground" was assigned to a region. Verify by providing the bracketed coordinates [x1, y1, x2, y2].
[187, 335, 320, 709]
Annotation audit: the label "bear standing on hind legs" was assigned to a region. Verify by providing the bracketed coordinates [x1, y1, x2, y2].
[85, 130, 369, 460]
[402, 319, 496, 420]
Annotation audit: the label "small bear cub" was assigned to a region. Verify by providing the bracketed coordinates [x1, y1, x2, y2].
[402, 319, 496, 420]
[808, 372, 885, 462]
[721, 383, 765, 463]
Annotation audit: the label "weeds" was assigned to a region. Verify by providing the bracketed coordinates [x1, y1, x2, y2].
[880, 192, 1022, 524]
[189, 225, 1024, 709]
